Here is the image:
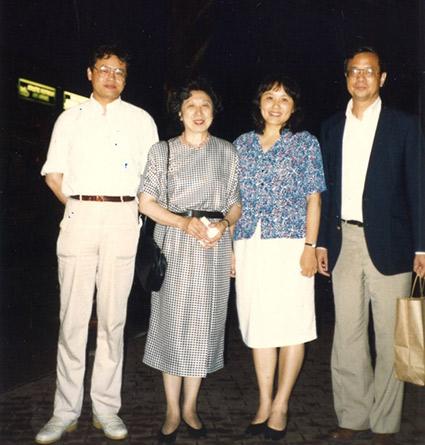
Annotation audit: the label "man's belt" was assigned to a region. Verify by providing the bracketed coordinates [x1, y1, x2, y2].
[70, 195, 135, 202]
[341, 218, 364, 227]
[172, 210, 224, 219]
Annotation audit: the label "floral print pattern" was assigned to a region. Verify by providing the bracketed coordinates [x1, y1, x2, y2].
[234, 129, 326, 240]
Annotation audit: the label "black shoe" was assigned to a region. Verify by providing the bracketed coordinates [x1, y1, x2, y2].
[158, 425, 179, 444]
[265, 425, 287, 441]
[245, 421, 267, 436]
[183, 420, 207, 438]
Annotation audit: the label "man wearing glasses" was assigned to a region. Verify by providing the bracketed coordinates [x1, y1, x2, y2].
[316, 47, 425, 445]
[36, 44, 158, 444]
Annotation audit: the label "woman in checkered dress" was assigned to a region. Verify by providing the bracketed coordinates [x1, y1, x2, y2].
[139, 79, 241, 442]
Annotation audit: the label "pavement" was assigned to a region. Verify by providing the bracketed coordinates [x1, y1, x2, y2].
[0, 277, 424, 445]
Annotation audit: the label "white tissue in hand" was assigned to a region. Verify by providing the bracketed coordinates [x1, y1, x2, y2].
[200, 217, 219, 238]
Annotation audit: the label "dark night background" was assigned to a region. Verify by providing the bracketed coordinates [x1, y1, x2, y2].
[0, 0, 424, 392]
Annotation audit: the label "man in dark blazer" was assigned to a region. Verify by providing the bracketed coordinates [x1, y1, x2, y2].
[316, 46, 425, 445]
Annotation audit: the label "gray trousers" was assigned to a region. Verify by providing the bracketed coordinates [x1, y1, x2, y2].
[331, 223, 411, 433]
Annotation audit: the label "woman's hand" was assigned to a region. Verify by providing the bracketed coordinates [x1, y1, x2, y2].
[195, 221, 227, 249]
[180, 218, 228, 249]
[180, 217, 209, 244]
[300, 246, 318, 277]
[202, 220, 227, 248]
[202, 204, 241, 249]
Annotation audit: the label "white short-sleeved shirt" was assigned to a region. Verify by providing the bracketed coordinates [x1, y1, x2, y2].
[41, 95, 159, 196]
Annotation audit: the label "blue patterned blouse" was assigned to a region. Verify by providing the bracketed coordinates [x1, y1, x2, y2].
[233, 130, 326, 240]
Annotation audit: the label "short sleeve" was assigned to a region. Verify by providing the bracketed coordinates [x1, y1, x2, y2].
[139, 141, 168, 204]
[302, 134, 326, 196]
[138, 113, 159, 174]
[225, 148, 240, 211]
[139, 144, 160, 199]
[40, 111, 72, 175]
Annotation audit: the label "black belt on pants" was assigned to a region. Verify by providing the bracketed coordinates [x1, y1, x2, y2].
[70, 195, 135, 202]
[341, 218, 364, 227]
[173, 210, 224, 219]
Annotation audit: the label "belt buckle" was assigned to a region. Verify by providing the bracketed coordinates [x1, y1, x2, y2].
[187, 210, 194, 217]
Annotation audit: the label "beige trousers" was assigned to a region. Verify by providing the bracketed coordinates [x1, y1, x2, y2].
[331, 223, 411, 433]
[53, 199, 139, 421]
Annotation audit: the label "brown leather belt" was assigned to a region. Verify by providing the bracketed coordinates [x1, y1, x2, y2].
[70, 195, 135, 202]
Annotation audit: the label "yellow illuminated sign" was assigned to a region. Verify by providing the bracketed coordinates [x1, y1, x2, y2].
[18, 78, 56, 106]
[63, 91, 88, 110]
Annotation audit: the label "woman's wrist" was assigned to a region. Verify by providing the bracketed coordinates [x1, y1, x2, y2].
[303, 244, 317, 255]
[178, 216, 190, 231]
[220, 218, 230, 230]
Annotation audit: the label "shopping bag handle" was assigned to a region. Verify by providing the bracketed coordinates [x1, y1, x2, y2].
[410, 275, 425, 298]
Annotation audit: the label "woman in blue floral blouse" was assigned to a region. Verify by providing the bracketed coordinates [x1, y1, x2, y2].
[233, 76, 326, 440]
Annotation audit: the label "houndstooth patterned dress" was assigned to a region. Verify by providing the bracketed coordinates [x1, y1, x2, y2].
[140, 136, 240, 377]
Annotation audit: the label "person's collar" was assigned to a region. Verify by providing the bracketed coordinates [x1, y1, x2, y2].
[89, 94, 122, 112]
[345, 96, 381, 120]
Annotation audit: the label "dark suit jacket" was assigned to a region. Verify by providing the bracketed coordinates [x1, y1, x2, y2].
[318, 105, 425, 275]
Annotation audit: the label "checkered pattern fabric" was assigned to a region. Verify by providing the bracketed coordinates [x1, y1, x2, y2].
[141, 136, 239, 377]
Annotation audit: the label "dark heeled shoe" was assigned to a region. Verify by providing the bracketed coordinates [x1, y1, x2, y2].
[183, 419, 207, 438]
[245, 420, 267, 436]
[265, 425, 287, 441]
[158, 425, 179, 444]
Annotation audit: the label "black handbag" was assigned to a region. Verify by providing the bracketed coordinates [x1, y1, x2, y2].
[135, 141, 170, 293]
[135, 216, 168, 292]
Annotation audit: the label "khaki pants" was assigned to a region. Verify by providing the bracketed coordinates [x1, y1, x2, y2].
[331, 223, 411, 433]
[53, 199, 139, 421]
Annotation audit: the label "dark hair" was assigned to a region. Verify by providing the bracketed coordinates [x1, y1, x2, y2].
[344, 46, 386, 74]
[252, 75, 302, 134]
[89, 44, 130, 68]
[168, 78, 222, 130]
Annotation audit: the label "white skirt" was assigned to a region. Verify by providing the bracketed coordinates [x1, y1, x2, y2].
[234, 223, 317, 348]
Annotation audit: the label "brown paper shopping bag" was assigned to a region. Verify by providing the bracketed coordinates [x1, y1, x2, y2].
[394, 276, 425, 386]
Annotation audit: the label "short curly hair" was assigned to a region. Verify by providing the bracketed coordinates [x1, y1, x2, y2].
[168, 78, 222, 130]
[252, 75, 303, 134]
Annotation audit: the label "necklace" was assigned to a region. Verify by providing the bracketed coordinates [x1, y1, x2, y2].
[181, 132, 210, 149]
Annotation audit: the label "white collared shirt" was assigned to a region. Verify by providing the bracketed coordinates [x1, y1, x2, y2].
[341, 97, 381, 222]
[41, 95, 158, 196]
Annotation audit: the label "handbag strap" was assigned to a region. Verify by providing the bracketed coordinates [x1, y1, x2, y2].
[165, 140, 170, 210]
[159, 141, 170, 250]
[410, 275, 425, 298]
[142, 140, 170, 243]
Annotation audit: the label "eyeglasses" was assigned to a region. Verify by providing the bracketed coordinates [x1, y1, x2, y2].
[346, 67, 379, 78]
[93, 65, 127, 80]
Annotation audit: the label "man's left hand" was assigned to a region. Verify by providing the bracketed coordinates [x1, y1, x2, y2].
[413, 254, 425, 278]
